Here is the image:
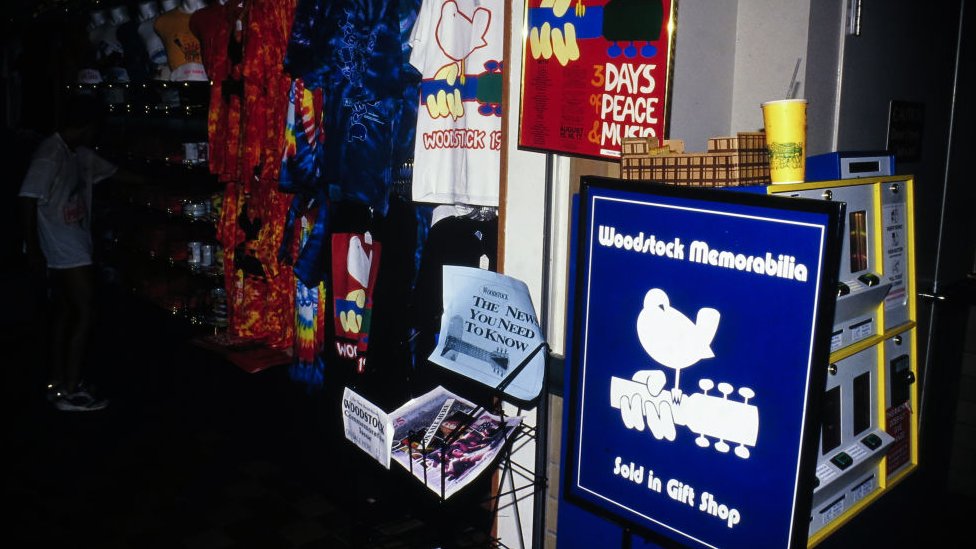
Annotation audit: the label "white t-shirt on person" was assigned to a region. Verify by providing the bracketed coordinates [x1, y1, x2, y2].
[19, 133, 117, 269]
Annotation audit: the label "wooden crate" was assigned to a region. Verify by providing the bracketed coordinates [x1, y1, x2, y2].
[623, 132, 770, 187]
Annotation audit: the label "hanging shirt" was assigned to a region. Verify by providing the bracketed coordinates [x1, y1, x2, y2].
[154, 6, 207, 80]
[279, 78, 332, 287]
[409, 0, 504, 207]
[116, 18, 151, 81]
[206, 3, 246, 183]
[285, 0, 405, 215]
[138, 12, 170, 79]
[89, 19, 124, 65]
[242, 0, 296, 187]
[332, 230, 382, 366]
[410, 213, 498, 398]
[189, 1, 230, 75]
[394, 0, 424, 175]
[19, 133, 118, 269]
[291, 210, 328, 389]
[190, 1, 237, 181]
[214, 0, 297, 349]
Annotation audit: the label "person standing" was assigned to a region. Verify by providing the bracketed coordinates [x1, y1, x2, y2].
[19, 93, 122, 412]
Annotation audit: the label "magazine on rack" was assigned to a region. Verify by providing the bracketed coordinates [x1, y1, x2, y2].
[390, 386, 523, 499]
[430, 266, 547, 405]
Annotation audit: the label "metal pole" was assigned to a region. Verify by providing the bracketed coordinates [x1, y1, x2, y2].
[919, 0, 965, 432]
[532, 152, 556, 548]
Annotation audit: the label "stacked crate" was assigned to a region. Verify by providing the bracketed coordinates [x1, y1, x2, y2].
[620, 132, 771, 187]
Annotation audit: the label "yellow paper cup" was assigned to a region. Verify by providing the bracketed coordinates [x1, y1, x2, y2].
[762, 99, 807, 184]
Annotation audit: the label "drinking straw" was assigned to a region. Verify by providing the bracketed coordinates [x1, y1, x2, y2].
[786, 57, 801, 99]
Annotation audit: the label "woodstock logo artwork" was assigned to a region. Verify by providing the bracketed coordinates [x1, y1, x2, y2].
[610, 288, 760, 458]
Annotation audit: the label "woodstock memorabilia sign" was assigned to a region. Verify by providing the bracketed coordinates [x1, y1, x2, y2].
[518, 0, 677, 159]
[564, 176, 844, 549]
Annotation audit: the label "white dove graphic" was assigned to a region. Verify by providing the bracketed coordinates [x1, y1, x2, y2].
[435, 0, 491, 84]
[347, 234, 372, 288]
[636, 288, 720, 396]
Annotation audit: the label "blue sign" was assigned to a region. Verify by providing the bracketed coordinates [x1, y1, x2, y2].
[565, 177, 844, 549]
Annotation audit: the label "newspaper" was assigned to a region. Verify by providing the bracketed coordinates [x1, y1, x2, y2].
[390, 386, 522, 499]
[431, 266, 547, 405]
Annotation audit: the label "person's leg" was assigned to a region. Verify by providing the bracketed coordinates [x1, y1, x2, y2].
[48, 266, 94, 393]
[48, 270, 68, 392]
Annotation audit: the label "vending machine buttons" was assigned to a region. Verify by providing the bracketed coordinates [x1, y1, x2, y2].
[861, 433, 883, 450]
[830, 452, 854, 470]
[857, 273, 880, 287]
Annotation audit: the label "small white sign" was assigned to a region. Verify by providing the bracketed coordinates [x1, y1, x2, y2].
[341, 387, 393, 468]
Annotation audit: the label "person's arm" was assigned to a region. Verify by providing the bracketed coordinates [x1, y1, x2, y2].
[19, 140, 57, 275]
[84, 147, 150, 189]
[107, 165, 149, 187]
[19, 196, 45, 275]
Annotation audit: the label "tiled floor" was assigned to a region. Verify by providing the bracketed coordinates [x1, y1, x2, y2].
[4, 271, 500, 549]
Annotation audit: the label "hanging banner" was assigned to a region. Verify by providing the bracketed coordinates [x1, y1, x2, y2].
[564, 177, 844, 549]
[518, 0, 677, 159]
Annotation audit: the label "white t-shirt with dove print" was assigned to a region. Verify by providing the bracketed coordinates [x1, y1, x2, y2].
[409, 0, 504, 207]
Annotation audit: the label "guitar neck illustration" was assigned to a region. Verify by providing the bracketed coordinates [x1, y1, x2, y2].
[441, 315, 509, 373]
[610, 375, 759, 458]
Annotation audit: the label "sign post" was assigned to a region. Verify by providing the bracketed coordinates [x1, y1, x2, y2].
[564, 177, 844, 549]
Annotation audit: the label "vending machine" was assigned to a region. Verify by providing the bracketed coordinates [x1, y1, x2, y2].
[756, 175, 919, 545]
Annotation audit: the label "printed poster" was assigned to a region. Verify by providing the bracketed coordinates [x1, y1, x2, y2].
[431, 266, 547, 405]
[518, 0, 676, 159]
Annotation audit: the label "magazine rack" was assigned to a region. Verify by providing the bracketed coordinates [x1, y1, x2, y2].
[402, 341, 550, 544]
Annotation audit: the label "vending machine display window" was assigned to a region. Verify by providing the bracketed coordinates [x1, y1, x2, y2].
[852, 372, 871, 436]
[821, 385, 842, 454]
[849, 210, 868, 273]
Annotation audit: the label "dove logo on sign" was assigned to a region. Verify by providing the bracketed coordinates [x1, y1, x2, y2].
[637, 288, 719, 394]
[610, 288, 760, 459]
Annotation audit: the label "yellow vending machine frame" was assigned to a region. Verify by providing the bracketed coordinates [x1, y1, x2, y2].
[759, 176, 919, 546]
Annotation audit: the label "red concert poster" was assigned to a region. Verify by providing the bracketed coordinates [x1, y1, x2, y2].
[518, 0, 677, 159]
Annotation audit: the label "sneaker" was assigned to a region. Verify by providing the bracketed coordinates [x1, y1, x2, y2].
[53, 388, 109, 412]
[46, 383, 63, 403]
[46, 380, 99, 403]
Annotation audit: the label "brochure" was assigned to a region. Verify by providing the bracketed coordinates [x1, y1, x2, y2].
[430, 266, 547, 404]
[341, 387, 393, 468]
